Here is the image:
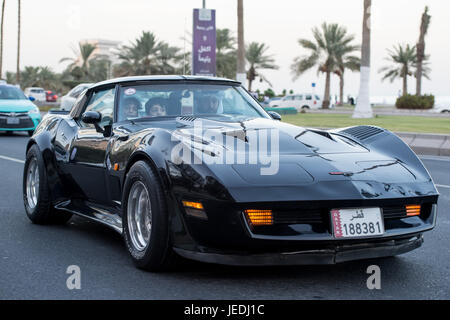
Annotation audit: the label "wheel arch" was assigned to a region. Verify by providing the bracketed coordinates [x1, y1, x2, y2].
[25, 131, 67, 204]
[123, 150, 171, 194]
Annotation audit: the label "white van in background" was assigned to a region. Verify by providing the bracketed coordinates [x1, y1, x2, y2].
[24, 87, 46, 102]
[269, 93, 323, 110]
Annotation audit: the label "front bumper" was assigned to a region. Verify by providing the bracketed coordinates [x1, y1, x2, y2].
[0, 113, 41, 131]
[174, 234, 424, 266]
[172, 196, 437, 265]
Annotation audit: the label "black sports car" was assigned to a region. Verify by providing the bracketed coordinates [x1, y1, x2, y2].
[23, 76, 439, 271]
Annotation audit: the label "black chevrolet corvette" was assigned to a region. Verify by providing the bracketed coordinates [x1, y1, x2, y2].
[23, 76, 439, 271]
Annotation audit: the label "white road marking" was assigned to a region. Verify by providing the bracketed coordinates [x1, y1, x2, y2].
[436, 184, 450, 190]
[0, 155, 25, 164]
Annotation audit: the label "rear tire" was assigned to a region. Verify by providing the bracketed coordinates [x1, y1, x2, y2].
[23, 145, 72, 224]
[122, 161, 178, 272]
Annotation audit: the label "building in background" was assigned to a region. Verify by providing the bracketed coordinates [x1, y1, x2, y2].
[76, 39, 121, 77]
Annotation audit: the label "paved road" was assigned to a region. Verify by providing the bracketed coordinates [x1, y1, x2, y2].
[0, 132, 449, 300]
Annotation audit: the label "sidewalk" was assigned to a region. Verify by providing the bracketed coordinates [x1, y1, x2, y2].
[311, 106, 450, 118]
[396, 132, 450, 157]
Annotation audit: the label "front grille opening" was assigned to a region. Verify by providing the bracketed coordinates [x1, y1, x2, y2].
[244, 203, 434, 236]
[383, 204, 432, 221]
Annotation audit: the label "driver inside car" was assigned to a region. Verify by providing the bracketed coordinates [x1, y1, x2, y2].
[122, 97, 140, 119]
[198, 95, 221, 114]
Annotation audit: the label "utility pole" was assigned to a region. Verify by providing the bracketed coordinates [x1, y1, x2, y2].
[202, 0, 206, 8]
[16, 0, 21, 85]
[236, 0, 246, 86]
[0, 0, 6, 80]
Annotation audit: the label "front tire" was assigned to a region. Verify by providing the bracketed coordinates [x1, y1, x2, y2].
[28, 130, 34, 137]
[122, 161, 177, 272]
[23, 145, 72, 224]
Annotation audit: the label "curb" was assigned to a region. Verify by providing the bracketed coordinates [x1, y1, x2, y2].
[396, 132, 450, 157]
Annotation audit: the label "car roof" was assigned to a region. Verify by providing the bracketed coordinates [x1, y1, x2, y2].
[91, 75, 240, 90]
[0, 84, 22, 90]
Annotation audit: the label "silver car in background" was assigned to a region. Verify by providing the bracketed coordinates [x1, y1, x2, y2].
[59, 83, 93, 111]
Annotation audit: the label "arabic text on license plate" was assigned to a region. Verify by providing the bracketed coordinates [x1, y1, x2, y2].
[331, 208, 384, 239]
[7, 117, 20, 124]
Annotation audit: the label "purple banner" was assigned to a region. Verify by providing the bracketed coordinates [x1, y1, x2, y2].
[192, 8, 216, 76]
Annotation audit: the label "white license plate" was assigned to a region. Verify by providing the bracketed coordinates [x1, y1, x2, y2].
[6, 117, 20, 124]
[331, 208, 385, 239]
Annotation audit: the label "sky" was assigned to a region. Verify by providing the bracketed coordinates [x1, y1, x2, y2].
[1, 0, 449, 98]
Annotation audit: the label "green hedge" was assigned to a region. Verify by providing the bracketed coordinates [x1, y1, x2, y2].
[396, 94, 435, 110]
[264, 107, 298, 115]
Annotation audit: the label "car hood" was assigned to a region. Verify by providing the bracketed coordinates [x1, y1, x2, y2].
[158, 117, 437, 202]
[0, 99, 36, 112]
[172, 117, 368, 156]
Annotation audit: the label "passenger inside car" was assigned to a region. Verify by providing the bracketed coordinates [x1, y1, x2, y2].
[145, 98, 167, 117]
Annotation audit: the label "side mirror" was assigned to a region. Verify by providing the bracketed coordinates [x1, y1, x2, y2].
[267, 111, 282, 121]
[81, 111, 102, 124]
[29, 96, 36, 102]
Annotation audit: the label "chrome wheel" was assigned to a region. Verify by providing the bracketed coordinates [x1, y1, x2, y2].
[26, 158, 39, 209]
[127, 181, 152, 251]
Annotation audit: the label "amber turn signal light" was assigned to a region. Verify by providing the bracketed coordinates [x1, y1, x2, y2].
[245, 209, 274, 226]
[182, 201, 207, 220]
[182, 201, 204, 210]
[406, 205, 421, 217]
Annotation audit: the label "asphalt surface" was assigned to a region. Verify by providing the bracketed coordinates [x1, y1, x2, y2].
[0, 132, 449, 300]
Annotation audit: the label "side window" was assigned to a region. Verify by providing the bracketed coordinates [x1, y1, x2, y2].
[69, 90, 88, 118]
[81, 87, 115, 128]
[305, 95, 312, 100]
[295, 95, 303, 100]
[70, 86, 87, 98]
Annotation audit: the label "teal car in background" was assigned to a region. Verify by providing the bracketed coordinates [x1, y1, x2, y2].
[0, 84, 41, 136]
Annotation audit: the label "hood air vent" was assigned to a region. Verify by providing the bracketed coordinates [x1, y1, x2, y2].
[340, 126, 384, 141]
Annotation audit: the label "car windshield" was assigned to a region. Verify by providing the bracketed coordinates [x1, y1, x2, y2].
[117, 83, 270, 122]
[0, 86, 28, 100]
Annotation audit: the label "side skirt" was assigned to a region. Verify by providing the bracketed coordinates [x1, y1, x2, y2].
[55, 200, 123, 234]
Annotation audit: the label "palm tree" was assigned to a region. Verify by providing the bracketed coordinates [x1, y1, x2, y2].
[379, 44, 426, 96]
[236, 0, 246, 85]
[0, 0, 6, 79]
[115, 44, 142, 76]
[245, 42, 278, 91]
[60, 42, 97, 79]
[216, 28, 237, 79]
[86, 58, 110, 82]
[334, 55, 360, 105]
[37, 66, 57, 89]
[116, 31, 164, 76]
[353, 0, 372, 118]
[16, 0, 20, 84]
[291, 23, 356, 108]
[416, 6, 431, 96]
[134, 31, 160, 74]
[20, 66, 40, 88]
[155, 42, 182, 75]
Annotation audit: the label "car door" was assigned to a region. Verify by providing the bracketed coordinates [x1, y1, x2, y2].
[67, 86, 116, 205]
[305, 94, 313, 108]
[281, 95, 294, 108]
[293, 95, 304, 110]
